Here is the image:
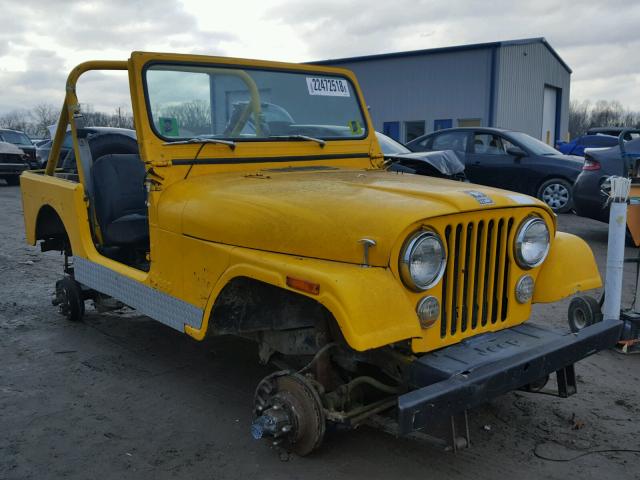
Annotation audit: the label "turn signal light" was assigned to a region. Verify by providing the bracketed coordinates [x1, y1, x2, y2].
[286, 276, 320, 295]
[582, 159, 600, 171]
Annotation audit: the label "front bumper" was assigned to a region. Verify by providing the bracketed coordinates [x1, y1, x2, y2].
[0, 163, 29, 175]
[397, 319, 622, 434]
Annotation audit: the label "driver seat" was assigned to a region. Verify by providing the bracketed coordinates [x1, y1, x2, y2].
[92, 154, 149, 246]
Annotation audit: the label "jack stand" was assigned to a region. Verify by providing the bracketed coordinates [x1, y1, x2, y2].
[449, 411, 470, 453]
[556, 364, 577, 397]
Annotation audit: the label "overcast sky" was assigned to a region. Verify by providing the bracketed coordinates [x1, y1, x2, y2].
[1, 0, 639, 115]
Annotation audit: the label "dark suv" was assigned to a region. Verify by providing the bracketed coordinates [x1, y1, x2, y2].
[0, 129, 36, 165]
[0, 141, 31, 185]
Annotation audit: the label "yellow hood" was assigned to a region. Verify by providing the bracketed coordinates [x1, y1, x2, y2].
[156, 167, 548, 267]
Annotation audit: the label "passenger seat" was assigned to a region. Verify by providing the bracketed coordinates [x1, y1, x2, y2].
[92, 154, 149, 246]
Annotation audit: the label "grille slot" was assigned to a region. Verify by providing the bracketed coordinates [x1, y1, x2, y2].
[441, 216, 514, 338]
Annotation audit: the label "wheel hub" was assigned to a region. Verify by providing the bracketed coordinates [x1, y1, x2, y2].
[252, 372, 325, 456]
[542, 183, 569, 209]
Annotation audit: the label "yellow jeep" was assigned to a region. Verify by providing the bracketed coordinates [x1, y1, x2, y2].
[20, 52, 620, 455]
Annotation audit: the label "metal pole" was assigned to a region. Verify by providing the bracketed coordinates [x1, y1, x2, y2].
[602, 177, 631, 320]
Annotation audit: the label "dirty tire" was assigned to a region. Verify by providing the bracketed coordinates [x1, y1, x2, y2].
[537, 178, 573, 213]
[5, 175, 20, 186]
[523, 374, 549, 392]
[55, 276, 85, 322]
[568, 295, 601, 333]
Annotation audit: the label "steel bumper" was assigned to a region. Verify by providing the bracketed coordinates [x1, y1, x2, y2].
[397, 319, 622, 434]
[0, 164, 28, 174]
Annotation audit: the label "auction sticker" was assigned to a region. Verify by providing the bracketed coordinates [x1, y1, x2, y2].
[306, 77, 350, 97]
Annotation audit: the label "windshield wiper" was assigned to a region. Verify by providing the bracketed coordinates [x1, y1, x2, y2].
[268, 135, 326, 147]
[163, 137, 236, 150]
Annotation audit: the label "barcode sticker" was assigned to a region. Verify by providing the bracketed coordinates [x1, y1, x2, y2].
[306, 77, 350, 97]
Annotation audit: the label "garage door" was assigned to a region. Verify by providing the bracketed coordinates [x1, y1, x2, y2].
[542, 86, 557, 145]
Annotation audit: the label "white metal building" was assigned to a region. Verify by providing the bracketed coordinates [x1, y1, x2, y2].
[315, 38, 571, 145]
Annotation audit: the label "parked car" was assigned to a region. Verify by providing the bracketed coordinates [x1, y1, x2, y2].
[587, 127, 640, 141]
[36, 126, 136, 167]
[556, 134, 619, 157]
[406, 127, 584, 213]
[573, 136, 640, 223]
[0, 128, 37, 166]
[0, 141, 31, 185]
[376, 132, 465, 180]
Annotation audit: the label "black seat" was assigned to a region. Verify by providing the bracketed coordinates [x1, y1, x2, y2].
[92, 154, 148, 246]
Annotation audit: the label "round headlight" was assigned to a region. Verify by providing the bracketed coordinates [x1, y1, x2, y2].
[399, 230, 446, 291]
[515, 217, 550, 268]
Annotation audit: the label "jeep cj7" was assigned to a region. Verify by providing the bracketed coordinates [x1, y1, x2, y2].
[20, 52, 621, 455]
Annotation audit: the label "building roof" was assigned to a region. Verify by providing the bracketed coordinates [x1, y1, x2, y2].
[313, 37, 572, 74]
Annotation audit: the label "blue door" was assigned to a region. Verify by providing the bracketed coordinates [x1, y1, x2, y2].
[383, 121, 400, 141]
[434, 119, 452, 131]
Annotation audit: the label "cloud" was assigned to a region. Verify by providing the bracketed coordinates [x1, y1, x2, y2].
[267, 0, 640, 109]
[0, 0, 638, 116]
[0, 0, 235, 113]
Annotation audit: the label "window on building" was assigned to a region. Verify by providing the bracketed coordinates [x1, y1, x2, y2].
[458, 118, 481, 128]
[383, 121, 400, 141]
[404, 121, 425, 142]
[434, 119, 452, 131]
[431, 131, 468, 152]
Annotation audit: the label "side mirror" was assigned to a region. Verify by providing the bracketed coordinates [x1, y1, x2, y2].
[507, 146, 527, 157]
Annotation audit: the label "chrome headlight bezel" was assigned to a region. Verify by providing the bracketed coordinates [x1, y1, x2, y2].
[514, 217, 550, 269]
[399, 230, 447, 291]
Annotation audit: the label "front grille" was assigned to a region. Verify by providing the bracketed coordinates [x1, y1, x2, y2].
[0, 153, 24, 164]
[440, 215, 515, 338]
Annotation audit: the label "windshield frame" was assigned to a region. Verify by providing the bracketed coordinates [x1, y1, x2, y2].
[141, 60, 369, 144]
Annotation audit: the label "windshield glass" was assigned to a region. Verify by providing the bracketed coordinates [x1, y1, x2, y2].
[1, 131, 32, 146]
[376, 132, 410, 155]
[508, 131, 559, 155]
[145, 64, 367, 141]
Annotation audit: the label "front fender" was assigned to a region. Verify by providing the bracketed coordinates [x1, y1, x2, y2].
[532, 232, 601, 303]
[185, 245, 422, 351]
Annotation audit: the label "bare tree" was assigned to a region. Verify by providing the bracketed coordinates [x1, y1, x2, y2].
[569, 99, 640, 138]
[76, 103, 134, 129]
[0, 109, 31, 134]
[30, 103, 59, 138]
[159, 101, 211, 136]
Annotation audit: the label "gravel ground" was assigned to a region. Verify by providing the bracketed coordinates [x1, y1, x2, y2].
[1, 182, 639, 479]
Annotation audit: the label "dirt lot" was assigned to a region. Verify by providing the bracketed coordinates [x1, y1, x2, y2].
[1, 182, 639, 479]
